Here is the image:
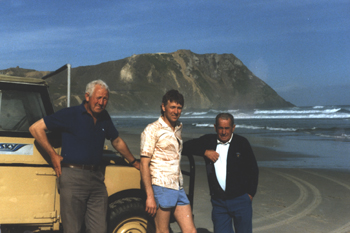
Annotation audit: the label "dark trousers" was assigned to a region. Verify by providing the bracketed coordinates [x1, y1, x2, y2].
[58, 167, 108, 233]
[211, 194, 252, 233]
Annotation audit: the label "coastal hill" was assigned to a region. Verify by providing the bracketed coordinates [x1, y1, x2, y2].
[1, 50, 294, 113]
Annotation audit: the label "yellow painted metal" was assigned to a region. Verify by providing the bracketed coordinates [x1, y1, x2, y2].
[0, 137, 59, 165]
[0, 135, 140, 229]
[0, 166, 58, 224]
[0, 136, 61, 229]
[104, 165, 141, 196]
[111, 217, 148, 233]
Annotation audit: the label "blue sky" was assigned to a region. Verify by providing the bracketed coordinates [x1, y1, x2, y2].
[1, 0, 349, 106]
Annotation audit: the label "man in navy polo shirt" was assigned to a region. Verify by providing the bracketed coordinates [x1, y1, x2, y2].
[29, 79, 139, 233]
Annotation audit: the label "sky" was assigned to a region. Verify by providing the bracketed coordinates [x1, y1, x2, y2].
[1, 0, 349, 106]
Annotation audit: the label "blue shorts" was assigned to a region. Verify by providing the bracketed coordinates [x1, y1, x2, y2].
[152, 185, 190, 209]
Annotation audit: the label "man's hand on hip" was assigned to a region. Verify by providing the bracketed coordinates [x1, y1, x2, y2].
[51, 153, 63, 177]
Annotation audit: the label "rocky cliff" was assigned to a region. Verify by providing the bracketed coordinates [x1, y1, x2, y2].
[2, 50, 294, 113]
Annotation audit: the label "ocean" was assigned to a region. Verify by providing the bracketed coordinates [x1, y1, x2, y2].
[111, 105, 350, 171]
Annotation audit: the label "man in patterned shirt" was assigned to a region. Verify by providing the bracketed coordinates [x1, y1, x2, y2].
[140, 90, 196, 233]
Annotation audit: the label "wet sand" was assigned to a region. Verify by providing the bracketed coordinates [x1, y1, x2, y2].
[117, 130, 350, 233]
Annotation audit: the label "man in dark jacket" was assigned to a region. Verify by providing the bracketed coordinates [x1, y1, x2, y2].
[182, 113, 258, 233]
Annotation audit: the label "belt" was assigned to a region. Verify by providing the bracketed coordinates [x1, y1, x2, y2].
[62, 163, 100, 171]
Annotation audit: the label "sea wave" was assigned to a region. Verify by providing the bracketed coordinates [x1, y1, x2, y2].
[191, 123, 214, 128]
[315, 133, 350, 140]
[339, 108, 350, 113]
[113, 112, 350, 119]
[254, 108, 341, 114]
[236, 124, 298, 132]
[237, 113, 350, 119]
[192, 122, 350, 136]
[193, 123, 299, 132]
[191, 112, 208, 115]
[111, 105, 350, 120]
[183, 106, 350, 119]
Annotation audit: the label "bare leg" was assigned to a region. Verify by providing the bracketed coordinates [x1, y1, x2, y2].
[174, 204, 197, 233]
[154, 207, 172, 233]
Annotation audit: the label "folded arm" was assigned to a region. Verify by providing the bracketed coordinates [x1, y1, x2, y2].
[183, 137, 219, 163]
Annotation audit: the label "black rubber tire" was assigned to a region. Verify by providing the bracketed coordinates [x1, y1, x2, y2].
[108, 197, 155, 233]
[0, 225, 11, 233]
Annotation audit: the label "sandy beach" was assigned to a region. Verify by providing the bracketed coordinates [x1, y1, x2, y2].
[117, 129, 350, 233]
[184, 155, 350, 233]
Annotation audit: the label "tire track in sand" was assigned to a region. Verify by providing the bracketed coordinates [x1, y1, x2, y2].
[303, 171, 350, 233]
[253, 170, 308, 224]
[254, 171, 322, 232]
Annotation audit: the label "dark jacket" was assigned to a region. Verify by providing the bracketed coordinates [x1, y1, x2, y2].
[182, 133, 258, 200]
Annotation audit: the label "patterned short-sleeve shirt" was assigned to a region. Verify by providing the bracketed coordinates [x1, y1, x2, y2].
[140, 116, 183, 190]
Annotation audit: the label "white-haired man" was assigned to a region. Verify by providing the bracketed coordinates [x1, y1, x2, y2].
[30, 80, 139, 233]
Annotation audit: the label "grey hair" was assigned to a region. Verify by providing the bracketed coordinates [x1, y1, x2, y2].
[215, 113, 234, 126]
[85, 79, 109, 96]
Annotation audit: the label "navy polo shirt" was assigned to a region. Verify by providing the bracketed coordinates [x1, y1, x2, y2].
[44, 101, 119, 165]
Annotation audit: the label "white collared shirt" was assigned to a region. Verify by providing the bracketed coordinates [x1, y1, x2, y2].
[214, 133, 233, 191]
